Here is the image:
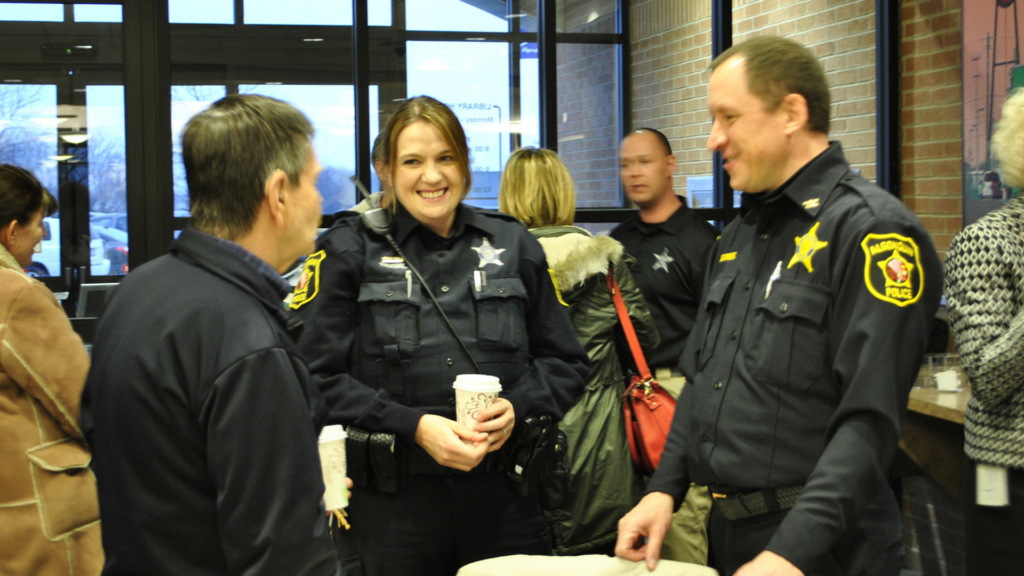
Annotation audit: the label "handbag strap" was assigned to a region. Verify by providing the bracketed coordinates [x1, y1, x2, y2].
[607, 266, 653, 381]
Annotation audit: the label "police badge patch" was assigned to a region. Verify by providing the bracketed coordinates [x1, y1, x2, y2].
[861, 233, 924, 307]
[289, 250, 325, 309]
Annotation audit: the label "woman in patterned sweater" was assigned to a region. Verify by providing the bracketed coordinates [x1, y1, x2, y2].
[945, 89, 1024, 575]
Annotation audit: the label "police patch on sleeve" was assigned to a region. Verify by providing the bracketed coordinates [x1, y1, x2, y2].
[289, 250, 325, 310]
[860, 234, 924, 307]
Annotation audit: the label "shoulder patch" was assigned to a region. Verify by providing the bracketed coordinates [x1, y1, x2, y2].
[290, 250, 326, 309]
[860, 234, 924, 307]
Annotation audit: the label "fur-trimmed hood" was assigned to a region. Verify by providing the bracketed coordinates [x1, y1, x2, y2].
[532, 227, 623, 291]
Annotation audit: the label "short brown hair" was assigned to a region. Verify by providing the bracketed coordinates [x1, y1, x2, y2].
[380, 96, 471, 201]
[712, 36, 830, 134]
[499, 147, 575, 228]
[0, 164, 57, 227]
[182, 94, 314, 239]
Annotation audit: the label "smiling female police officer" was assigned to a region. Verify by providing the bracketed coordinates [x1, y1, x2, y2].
[291, 96, 589, 576]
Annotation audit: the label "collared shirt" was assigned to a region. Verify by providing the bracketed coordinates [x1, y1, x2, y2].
[647, 143, 942, 571]
[611, 203, 719, 368]
[202, 231, 292, 300]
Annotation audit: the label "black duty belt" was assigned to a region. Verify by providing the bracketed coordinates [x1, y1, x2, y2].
[346, 426, 513, 494]
[711, 486, 803, 521]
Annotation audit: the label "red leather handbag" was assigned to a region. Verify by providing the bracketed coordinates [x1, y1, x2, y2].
[608, 268, 676, 476]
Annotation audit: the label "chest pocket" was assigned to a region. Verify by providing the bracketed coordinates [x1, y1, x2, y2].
[357, 280, 422, 354]
[471, 276, 528, 352]
[698, 273, 736, 371]
[749, 279, 829, 389]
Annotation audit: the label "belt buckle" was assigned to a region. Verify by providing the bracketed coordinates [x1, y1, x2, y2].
[713, 493, 750, 521]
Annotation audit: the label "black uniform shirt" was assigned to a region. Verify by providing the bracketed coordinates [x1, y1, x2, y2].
[647, 143, 942, 570]
[292, 202, 589, 447]
[611, 204, 719, 368]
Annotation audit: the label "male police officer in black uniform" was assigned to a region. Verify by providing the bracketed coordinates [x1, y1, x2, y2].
[612, 128, 719, 396]
[616, 37, 942, 576]
[611, 129, 719, 564]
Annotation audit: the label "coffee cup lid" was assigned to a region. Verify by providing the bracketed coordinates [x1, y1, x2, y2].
[319, 424, 347, 443]
[452, 374, 501, 392]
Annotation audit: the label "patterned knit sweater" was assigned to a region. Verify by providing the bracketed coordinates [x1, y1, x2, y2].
[945, 197, 1024, 469]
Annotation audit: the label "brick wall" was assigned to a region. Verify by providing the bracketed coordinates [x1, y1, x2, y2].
[630, 0, 878, 197]
[556, 3, 622, 207]
[629, 0, 965, 252]
[900, 0, 963, 253]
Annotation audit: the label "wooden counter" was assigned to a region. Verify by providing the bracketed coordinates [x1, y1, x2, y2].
[898, 387, 971, 504]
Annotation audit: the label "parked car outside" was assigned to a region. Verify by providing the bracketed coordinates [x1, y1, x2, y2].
[28, 217, 111, 277]
[90, 212, 128, 274]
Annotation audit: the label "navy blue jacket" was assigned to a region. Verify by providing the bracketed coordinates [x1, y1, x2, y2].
[81, 229, 339, 576]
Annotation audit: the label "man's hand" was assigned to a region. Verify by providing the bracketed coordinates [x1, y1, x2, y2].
[472, 398, 515, 453]
[345, 477, 353, 501]
[614, 491, 675, 571]
[733, 551, 804, 576]
[414, 414, 488, 471]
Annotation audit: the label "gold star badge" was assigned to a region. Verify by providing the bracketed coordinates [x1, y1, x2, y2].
[787, 222, 829, 273]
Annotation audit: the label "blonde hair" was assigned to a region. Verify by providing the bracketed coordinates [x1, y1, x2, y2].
[380, 96, 471, 212]
[499, 147, 575, 228]
[994, 89, 1024, 188]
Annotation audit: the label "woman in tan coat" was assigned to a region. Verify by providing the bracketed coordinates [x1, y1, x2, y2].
[0, 164, 103, 575]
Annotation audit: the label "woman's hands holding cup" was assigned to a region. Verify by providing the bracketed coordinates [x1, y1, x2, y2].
[415, 414, 489, 471]
[473, 398, 515, 453]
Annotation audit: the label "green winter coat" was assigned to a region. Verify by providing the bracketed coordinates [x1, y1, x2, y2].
[531, 226, 659, 556]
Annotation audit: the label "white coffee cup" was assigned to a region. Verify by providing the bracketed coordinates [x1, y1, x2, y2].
[452, 374, 502, 436]
[318, 425, 348, 510]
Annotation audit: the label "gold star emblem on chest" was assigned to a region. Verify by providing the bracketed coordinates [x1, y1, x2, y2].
[787, 222, 829, 273]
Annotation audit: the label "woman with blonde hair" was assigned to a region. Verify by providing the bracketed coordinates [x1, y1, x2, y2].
[0, 164, 103, 575]
[500, 147, 658, 556]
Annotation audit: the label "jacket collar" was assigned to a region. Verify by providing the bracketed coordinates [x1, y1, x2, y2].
[740, 141, 850, 219]
[170, 229, 304, 338]
[393, 202, 500, 245]
[0, 244, 26, 277]
[621, 203, 697, 236]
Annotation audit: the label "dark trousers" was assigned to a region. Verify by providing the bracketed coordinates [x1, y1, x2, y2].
[707, 485, 902, 576]
[336, 471, 550, 576]
[964, 457, 1024, 576]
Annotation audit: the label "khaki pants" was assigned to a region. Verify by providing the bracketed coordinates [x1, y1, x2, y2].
[653, 371, 712, 566]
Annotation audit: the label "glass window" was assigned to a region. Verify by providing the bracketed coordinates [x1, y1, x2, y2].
[241, 84, 376, 213]
[0, 84, 59, 193]
[74, 4, 121, 23]
[243, 0, 391, 27]
[85, 85, 127, 275]
[169, 0, 234, 25]
[171, 85, 227, 215]
[407, 41, 511, 209]
[0, 2, 63, 21]
[558, 0, 617, 34]
[518, 42, 540, 149]
[557, 43, 620, 208]
[405, 0, 506, 33]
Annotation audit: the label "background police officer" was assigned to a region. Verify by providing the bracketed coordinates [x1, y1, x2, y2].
[611, 128, 719, 565]
[615, 36, 942, 576]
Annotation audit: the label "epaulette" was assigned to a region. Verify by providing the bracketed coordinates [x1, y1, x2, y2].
[475, 207, 524, 224]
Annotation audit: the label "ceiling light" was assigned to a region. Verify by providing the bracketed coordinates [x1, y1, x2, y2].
[266, 81, 283, 85]
[61, 134, 90, 144]
[303, 38, 324, 42]
[466, 37, 486, 41]
[49, 155, 76, 162]
[505, 13, 526, 19]
[586, 11, 599, 23]
[3, 79, 22, 83]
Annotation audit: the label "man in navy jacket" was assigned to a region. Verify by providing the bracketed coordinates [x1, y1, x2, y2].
[82, 94, 340, 576]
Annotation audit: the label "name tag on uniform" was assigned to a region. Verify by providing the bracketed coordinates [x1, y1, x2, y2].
[720, 252, 737, 262]
[977, 463, 1010, 507]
